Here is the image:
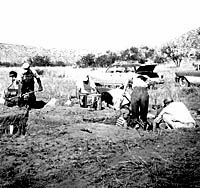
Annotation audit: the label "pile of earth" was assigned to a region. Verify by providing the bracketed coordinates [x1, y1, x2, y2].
[1, 104, 200, 187]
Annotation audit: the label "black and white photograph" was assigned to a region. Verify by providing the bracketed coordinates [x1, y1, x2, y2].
[0, 0, 200, 187]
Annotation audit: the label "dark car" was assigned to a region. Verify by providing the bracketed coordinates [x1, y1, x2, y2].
[175, 61, 200, 87]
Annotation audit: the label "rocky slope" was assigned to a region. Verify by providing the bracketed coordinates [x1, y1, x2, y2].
[0, 43, 90, 65]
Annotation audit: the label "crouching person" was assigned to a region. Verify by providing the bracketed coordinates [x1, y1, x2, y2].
[77, 75, 98, 109]
[153, 98, 196, 131]
[116, 107, 130, 128]
[101, 87, 131, 110]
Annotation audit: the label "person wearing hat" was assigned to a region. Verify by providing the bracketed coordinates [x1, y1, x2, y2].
[153, 97, 196, 131]
[17, 62, 43, 108]
[4, 71, 19, 107]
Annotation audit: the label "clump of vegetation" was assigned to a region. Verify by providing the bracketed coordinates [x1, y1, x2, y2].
[154, 55, 167, 64]
[76, 46, 158, 68]
[0, 62, 19, 67]
[0, 56, 66, 67]
[76, 53, 96, 68]
[53, 61, 65, 67]
[181, 87, 199, 95]
[26, 55, 66, 67]
[28, 55, 52, 67]
[160, 44, 184, 67]
[35, 68, 45, 76]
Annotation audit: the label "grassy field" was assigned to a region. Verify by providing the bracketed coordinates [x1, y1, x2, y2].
[1, 60, 200, 187]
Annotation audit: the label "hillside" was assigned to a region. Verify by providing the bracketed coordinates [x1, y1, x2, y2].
[0, 43, 91, 65]
[1, 26, 200, 66]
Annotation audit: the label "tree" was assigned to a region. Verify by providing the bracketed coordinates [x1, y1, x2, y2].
[76, 54, 96, 68]
[95, 52, 117, 67]
[194, 50, 200, 60]
[120, 49, 131, 61]
[28, 55, 52, 66]
[54, 61, 65, 66]
[140, 46, 155, 60]
[161, 45, 183, 67]
[120, 47, 142, 61]
[129, 47, 141, 61]
[154, 55, 166, 64]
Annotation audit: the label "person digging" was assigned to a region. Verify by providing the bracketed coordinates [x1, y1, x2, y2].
[17, 62, 43, 109]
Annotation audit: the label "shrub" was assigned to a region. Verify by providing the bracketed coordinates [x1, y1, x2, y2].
[161, 45, 183, 67]
[35, 69, 45, 75]
[54, 61, 65, 67]
[154, 55, 166, 64]
[76, 54, 96, 68]
[95, 54, 116, 67]
[28, 55, 53, 67]
[0, 62, 19, 67]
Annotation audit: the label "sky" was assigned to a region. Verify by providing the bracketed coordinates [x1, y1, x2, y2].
[0, 0, 200, 53]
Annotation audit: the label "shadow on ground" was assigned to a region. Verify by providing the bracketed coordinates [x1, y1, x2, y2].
[1, 105, 200, 188]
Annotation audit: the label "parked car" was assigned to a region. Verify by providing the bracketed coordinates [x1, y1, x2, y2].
[175, 61, 200, 87]
[90, 61, 164, 92]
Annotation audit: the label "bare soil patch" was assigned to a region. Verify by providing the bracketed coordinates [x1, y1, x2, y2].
[1, 63, 200, 187]
[1, 102, 200, 188]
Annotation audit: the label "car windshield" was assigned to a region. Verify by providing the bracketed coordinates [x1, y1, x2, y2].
[106, 65, 136, 73]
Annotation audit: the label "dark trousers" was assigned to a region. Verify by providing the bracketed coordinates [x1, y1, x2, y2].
[130, 87, 149, 126]
[19, 93, 36, 109]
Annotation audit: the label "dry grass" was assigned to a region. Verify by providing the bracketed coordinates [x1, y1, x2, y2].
[1, 60, 200, 188]
[0, 106, 28, 136]
[0, 61, 198, 106]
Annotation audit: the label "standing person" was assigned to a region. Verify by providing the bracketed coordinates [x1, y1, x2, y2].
[17, 62, 43, 108]
[4, 71, 20, 107]
[124, 76, 149, 130]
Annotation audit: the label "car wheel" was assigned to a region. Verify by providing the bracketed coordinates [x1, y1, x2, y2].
[179, 77, 190, 87]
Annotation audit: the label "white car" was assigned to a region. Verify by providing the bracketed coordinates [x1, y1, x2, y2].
[90, 61, 164, 91]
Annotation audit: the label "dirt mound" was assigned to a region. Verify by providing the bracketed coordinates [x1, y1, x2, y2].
[0, 106, 28, 136]
[1, 105, 200, 187]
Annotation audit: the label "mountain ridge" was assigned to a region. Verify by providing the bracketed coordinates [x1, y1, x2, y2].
[1, 26, 200, 65]
[0, 42, 92, 65]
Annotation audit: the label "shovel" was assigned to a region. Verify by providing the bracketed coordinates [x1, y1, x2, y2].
[7, 90, 40, 101]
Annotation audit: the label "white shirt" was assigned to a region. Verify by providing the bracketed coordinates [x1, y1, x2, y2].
[124, 76, 148, 89]
[76, 77, 96, 94]
[107, 88, 131, 110]
[155, 102, 195, 124]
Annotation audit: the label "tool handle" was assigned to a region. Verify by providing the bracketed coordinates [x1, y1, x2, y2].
[6, 90, 39, 100]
